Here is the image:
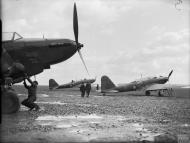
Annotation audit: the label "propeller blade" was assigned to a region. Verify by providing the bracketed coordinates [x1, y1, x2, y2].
[78, 50, 90, 76]
[168, 70, 173, 79]
[73, 3, 78, 45]
[73, 3, 90, 76]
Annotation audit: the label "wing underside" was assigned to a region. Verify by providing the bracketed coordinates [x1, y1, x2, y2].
[101, 89, 118, 93]
[145, 84, 169, 91]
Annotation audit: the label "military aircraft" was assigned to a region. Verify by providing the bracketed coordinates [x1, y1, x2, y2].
[49, 78, 96, 90]
[101, 70, 173, 96]
[1, 3, 88, 114]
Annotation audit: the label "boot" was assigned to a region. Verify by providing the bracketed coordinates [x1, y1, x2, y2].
[34, 105, 40, 111]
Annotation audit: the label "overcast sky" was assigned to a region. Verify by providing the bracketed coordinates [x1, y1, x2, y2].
[2, 0, 190, 85]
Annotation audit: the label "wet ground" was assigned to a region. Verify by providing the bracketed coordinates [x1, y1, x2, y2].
[1, 86, 190, 142]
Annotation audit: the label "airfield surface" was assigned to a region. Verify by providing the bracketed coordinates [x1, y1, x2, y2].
[1, 86, 190, 143]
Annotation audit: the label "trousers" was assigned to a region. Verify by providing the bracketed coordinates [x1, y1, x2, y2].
[21, 96, 39, 110]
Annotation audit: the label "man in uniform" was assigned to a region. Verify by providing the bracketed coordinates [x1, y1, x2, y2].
[80, 83, 85, 97]
[96, 84, 99, 90]
[85, 83, 91, 97]
[22, 78, 40, 111]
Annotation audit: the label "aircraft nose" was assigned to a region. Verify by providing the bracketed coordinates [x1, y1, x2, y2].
[163, 77, 169, 83]
[75, 42, 83, 50]
[79, 43, 83, 48]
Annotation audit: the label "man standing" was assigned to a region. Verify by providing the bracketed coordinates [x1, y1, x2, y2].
[85, 83, 91, 97]
[80, 83, 85, 97]
[22, 79, 40, 111]
[96, 84, 99, 91]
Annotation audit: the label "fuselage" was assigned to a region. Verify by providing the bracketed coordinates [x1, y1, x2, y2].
[114, 76, 168, 92]
[2, 38, 82, 82]
[57, 78, 96, 89]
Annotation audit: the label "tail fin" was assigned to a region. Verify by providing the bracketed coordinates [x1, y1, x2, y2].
[49, 79, 59, 90]
[101, 75, 116, 91]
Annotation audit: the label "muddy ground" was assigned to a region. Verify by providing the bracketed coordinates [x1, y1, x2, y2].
[1, 86, 190, 143]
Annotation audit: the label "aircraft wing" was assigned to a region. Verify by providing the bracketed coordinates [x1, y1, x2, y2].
[145, 84, 170, 91]
[6, 47, 45, 77]
[57, 83, 74, 89]
[101, 89, 118, 93]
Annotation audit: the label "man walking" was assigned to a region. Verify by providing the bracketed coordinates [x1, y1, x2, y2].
[22, 79, 40, 111]
[85, 83, 91, 97]
[80, 83, 85, 97]
[96, 84, 99, 90]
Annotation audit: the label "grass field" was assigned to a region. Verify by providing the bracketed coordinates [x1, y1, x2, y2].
[1, 84, 190, 142]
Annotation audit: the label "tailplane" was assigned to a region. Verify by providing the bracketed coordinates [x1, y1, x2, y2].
[49, 79, 59, 90]
[101, 75, 116, 91]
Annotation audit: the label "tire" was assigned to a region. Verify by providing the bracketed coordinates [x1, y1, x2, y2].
[1, 90, 20, 114]
[158, 91, 162, 97]
[145, 91, 150, 96]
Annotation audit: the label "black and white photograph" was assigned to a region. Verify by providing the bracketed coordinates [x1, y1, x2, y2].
[1, 0, 190, 142]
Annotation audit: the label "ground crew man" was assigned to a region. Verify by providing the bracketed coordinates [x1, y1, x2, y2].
[85, 83, 91, 97]
[80, 83, 85, 97]
[22, 79, 40, 111]
[96, 84, 99, 90]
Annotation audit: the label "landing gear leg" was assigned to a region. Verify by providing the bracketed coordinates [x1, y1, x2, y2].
[145, 91, 150, 96]
[166, 89, 173, 97]
[158, 90, 162, 97]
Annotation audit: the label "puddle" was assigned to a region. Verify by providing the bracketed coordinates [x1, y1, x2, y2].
[36, 101, 67, 105]
[70, 114, 102, 119]
[132, 123, 161, 141]
[67, 94, 98, 97]
[161, 119, 171, 123]
[133, 123, 147, 131]
[39, 94, 49, 97]
[76, 103, 98, 107]
[35, 114, 163, 141]
[18, 94, 25, 96]
[67, 95, 75, 96]
[35, 102, 97, 107]
[181, 124, 190, 127]
[20, 105, 29, 111]
[29, 101, 98, 107]
[20, 105, 45, 111]
[36, 114, 102, 122]
[35, 114, 102, 129]
[94, 96, 103, 97]
[67, 94, 81, 97]
[140, 133, 162, 141]
[18, 94, 49, 97]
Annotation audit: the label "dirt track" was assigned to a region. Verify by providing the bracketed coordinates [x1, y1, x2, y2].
[1, 86, 190, 142]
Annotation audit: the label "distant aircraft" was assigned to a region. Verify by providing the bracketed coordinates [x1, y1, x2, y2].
[101, 70, 173, 96]
[1, 3, 88, 114]
[49, 78, 96, 90]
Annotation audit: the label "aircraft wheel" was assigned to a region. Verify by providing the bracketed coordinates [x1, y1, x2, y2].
[1, 90, 20, 114]
[158, 90, 162, 97]
[145, 91, 150, 96]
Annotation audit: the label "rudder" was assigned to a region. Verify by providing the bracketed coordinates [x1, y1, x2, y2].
[101, 75, 116, 91]
[49, 79, 59, 90]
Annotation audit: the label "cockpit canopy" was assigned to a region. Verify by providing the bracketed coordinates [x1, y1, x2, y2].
[3, 32, 23, 41]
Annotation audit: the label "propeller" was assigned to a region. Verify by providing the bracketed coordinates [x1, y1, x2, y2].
[73, 3, 90, 76]
[168, 70, 173, 79]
